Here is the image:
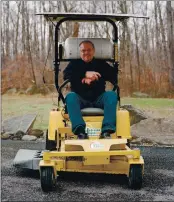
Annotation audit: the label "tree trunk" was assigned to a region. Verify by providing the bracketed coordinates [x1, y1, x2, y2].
[132, 2, 141, 91]
[14, 2, 21, 56]
[166, 2, 174, 89]
[5, 2, 10, 58]
[26, 3, 36, 85]
[21, 1, 26, 55]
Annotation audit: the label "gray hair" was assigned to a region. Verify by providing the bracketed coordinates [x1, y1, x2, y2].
[79, 40, 95, 49]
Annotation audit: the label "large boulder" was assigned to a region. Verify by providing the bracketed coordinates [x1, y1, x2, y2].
[131, 118, 174, 145]
[121, 104, 148, 125]
[1, 132, 13, 140]
[25, 84, 49, 95]
[6, 88, 17, 95]
[27, 129, 44, 138]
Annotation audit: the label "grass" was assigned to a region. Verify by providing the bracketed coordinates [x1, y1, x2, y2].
[2, 94, 174, 131]
[121, 97, 174, 108]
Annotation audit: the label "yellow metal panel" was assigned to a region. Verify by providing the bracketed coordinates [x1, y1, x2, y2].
[84, 116, 103, 122]
[128, 156, 144, 165]
[39, 160, 57, 176]
[83, 156, 109, 165]
[55, 160, 65, 171]
[117, 110, 131, 139]
[65, 139, 127, 152]
[39, 159, 55, 167]
[43, 149, 140, 159]
[48, 111, 64, 140]
[65, 145, 84, 151]
[64, 114, 104, 122]
[58, 127, 73, 135]
[65, 160, 129, 175]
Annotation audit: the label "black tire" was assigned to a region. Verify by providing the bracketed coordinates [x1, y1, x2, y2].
[40, 167, 56, 192]
[128, 164, 143, 189]
[45, 130, 57, 151]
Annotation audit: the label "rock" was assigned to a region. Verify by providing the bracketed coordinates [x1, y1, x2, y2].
[121, 104, 148, 125]
[132, 92, 150, 98]
[1, 125, 5, 134]
[131, 137, 142, 145]
[43, 131, 47, 140]
[131, 137, 157, 146]
[131, 118, 174, 145]
[17, 90, 26, 95]
[22, 135, 37, 141]
[27, 129, 44, 138]
[25, 84, 48, 95]
[1, 132, 13, 140]
[6, 88, 17, 95]
[10, 130, 25, 140]
[25, 85, 36, 95]
[36, 137, 45, 142]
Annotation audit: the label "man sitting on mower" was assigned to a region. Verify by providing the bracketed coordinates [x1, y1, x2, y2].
[63, 40, 118, 139]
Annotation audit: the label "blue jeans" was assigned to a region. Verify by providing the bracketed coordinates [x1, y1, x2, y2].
[65, 91, 118, 135]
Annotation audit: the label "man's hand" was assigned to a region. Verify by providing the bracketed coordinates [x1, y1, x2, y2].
[85, 71, 101, 81]
[81, 78, 93, 85]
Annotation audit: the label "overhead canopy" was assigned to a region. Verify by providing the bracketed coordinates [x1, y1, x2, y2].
[36, 12, 149, 22]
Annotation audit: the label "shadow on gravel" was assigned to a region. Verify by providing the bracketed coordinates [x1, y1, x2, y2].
[58, 172, 128, 186]
[14, 168, 40, 179]
[14, 169, 128, 186]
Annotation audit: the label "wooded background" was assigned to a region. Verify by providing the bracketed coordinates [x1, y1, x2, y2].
[1, 1, 174, 97]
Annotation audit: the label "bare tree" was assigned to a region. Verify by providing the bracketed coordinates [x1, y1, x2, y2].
[14, 2, 21, 56]
[5, 1, 10, 57]
[132, 1, 141, 91]
[166, 2, 174, 89]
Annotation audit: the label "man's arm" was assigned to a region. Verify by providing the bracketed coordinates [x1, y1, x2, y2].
[63, 61, 86, 81]
[101, 62, 118, 85]
[81, 71, 101, 85]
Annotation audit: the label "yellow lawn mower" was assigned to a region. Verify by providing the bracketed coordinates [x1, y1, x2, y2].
[13, 12, 149, 192]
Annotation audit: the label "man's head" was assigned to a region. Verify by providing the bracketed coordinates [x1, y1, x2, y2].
[79, 40, 95, 63]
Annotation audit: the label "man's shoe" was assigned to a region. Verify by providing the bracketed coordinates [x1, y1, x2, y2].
[100, 132, 111, 139]
[77, 133, 88, 139]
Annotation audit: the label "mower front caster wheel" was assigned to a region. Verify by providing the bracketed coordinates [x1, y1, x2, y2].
[128, 164, 143, 189]
[40, 167, 56, 192]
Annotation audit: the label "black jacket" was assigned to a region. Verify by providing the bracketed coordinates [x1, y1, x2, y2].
[63, 59, 117, 102]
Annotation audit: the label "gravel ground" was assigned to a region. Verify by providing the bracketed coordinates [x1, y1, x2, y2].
[1, 140, 174, 201]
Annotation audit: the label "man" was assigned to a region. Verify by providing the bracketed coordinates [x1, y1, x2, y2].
[63, 40, 118, 139]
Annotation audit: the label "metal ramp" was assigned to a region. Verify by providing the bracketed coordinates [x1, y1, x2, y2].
[13, 149, 44, 170]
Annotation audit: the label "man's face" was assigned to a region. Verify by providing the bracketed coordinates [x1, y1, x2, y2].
[79, 42, 95, 63]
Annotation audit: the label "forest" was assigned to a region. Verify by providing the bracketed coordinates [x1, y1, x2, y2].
[1, 1, 174, 97]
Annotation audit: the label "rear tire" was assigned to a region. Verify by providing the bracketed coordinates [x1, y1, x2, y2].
[40, 167, 56, 192]
[45, 130, 57, 151]
[128, 164, 143, 189]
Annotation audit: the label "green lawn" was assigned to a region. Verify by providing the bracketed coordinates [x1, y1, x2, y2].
[121, 97, 174, 108]
[2, 94, 174, 131]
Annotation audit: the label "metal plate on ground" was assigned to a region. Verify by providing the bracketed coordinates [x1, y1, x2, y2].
[13, 149, 43, 170]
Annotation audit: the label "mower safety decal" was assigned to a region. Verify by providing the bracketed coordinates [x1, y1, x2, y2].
[90, 141, 104, 149]
[86, 127, 101, 136]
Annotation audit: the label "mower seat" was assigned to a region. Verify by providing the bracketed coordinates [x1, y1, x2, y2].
[81, 108, 104, 116]
[63, 37, 113, 59]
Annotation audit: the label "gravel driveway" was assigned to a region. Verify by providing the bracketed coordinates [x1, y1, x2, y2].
[1, 140, 174, 201]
